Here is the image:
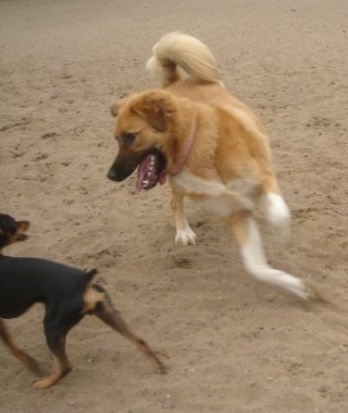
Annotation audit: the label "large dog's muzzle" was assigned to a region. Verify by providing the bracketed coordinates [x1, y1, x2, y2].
[107, 151, 144, 182]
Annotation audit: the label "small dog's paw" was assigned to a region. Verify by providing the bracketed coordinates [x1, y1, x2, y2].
[175, 228, 197, 245]
[32, 377, 52, 390]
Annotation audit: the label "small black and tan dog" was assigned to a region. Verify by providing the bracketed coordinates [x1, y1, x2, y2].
[0, 213, 165, 389]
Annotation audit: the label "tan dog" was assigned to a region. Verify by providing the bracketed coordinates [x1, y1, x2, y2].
[107, 33, 312, 300]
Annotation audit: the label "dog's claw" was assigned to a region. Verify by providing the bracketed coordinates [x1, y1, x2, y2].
[175, 228, 197, 245]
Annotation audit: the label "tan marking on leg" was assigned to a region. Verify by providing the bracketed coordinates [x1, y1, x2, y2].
[95, 301, 166, 374]
[33, 335, 72, 389]
[82, 284, 105, 314]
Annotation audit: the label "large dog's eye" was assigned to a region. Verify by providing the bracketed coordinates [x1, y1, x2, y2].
[121, 132, 137, 146]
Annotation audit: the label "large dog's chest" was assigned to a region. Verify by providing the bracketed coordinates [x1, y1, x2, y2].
[170, 169, 258, 216]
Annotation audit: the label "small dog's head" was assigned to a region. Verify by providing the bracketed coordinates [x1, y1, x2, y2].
[107, 89, 180, 191]
[0, 213, 30, 250]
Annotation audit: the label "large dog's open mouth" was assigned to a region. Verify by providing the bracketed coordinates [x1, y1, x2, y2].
[136, 150, 167, 191]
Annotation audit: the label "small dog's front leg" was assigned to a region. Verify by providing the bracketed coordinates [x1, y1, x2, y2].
[171, 190, 196, 245]
[0, 319, 42, 376]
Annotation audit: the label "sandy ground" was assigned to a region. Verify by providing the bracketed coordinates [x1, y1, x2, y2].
[1, 0, 348, 412]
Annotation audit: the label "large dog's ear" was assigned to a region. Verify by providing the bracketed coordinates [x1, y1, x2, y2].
[110, 102, 121, 117]
[110, 99, 128, 118]
[131, 94, 170, 132]
[110, 94, 137, 117]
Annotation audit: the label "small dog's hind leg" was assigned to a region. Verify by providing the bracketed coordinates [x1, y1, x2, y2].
[87, 285, 166, 374]
[0, 319, 42, 376]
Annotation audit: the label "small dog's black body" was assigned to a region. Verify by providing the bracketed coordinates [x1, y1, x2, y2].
[0, 256, 96, 320]
[0, 213, 165, 389]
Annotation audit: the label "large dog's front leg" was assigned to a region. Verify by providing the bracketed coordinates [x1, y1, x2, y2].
[227, 210, 311, 299]
[171, 190, 197, 245]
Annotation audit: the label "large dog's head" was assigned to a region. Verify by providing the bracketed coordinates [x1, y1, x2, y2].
[107, 89, 185, 191]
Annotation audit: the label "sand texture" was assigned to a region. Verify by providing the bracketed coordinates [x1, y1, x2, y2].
[1, 1, 348, 412]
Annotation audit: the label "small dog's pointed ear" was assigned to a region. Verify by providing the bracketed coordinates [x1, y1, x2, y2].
[18, 220, 30, 233]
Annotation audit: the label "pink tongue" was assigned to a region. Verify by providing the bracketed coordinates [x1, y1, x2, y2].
[136, 154, 153, 191]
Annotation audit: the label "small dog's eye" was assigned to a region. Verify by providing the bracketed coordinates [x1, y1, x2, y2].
[122, 133, 137, 145]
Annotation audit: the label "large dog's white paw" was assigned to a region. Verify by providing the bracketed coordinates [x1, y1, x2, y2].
[175, 227, 197, 245]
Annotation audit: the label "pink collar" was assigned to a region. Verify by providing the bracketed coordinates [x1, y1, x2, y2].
[170, 114, 196, 175]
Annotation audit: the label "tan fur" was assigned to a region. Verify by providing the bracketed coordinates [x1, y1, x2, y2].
[145, 32, 275, 201]
[114, 89, 272, 206]
[147, 32, 219, 85]
[115, 93, 258, 220]
[110, 33, 312, 299]
[146, 32, 264, 129]
[82, 284, 105, 314]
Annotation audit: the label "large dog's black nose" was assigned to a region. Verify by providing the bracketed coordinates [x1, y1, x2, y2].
[107, 151, 143, 182]
[107, 167, 121, 182]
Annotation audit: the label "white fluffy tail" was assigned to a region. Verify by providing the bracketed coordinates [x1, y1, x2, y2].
[146, 32, 220, 86]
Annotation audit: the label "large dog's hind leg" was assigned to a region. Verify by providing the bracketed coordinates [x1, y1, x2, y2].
[0, 319, 42, 376]
[227, 211, 311, 299]
[260, 171, 291, 240]
[171, 190, 197, 245]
